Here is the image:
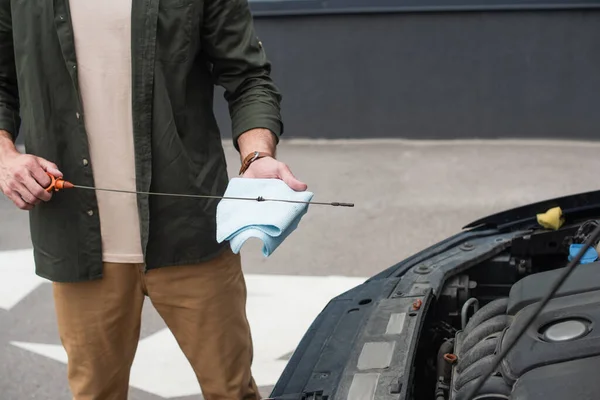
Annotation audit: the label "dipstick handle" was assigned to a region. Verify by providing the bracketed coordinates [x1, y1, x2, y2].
[332, 202, 354, 207]
[45, 172, 74, 192]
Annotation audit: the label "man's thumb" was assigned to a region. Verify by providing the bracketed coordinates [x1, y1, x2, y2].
[279, 164, 307, 192]
[37, 157, 63, 178]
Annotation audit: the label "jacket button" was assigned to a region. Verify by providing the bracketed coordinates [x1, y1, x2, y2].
[82, 159, 88, 166]
[87, 210, 94, 216]
[76, 112, 80, 119]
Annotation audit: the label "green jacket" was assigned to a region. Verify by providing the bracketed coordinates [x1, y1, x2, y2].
[0, 0, 283, 282]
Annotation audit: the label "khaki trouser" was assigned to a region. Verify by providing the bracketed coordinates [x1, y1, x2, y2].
[52, 247, 260, 400]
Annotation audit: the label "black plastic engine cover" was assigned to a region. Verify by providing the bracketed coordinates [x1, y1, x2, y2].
[511, 356, 600, 400]
[507, 261, 600, 315]
[501, 289, 600, 383]
[451, 264, 600, 400]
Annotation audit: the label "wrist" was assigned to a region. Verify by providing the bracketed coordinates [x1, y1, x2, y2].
[0, 130, 18, 163]
[237, 128, 277, 161]
[239, 151, 272, 175]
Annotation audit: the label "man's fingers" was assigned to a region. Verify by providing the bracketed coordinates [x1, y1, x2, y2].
[36, 157, 63, 178]
[278, 164, 308, 192]
[0, 154, 60, 210]
[13, 179, 42, 205]
[19, 156, 52, 202]
[18, 197, 34, 210]
[24, 156, 56, 202]
[29, 163, 52, 188]
[5, 187, 35, 210]
[14, 195, 33, 210]
[22, 174, 51, 202]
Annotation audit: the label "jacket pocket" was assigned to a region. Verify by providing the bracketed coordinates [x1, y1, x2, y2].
[156, 0, 195, 63]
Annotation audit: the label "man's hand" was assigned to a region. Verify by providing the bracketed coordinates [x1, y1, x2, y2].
[0, 130, 63, 210]
[242, 156, 307, 191]
[237, 128, 307, 191]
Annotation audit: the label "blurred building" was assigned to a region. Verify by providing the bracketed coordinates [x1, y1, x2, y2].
[213, 0, 600, 141]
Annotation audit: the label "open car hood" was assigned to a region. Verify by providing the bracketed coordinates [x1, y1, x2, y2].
[463, 189, 600, 230]
[267, 189, 600, 400]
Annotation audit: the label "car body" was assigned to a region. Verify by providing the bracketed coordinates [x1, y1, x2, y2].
[267, 190, 600, 400]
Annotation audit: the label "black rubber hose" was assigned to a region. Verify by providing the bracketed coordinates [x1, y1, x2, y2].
[435, 339, 455, 400]
[437, 339, 455, 381]
[459, 315, 509, 356]
[455, 376, 512, 400]
[454, 354, 497, 392]
[456, 335, 499, 374]
[462, 298, 509, 338]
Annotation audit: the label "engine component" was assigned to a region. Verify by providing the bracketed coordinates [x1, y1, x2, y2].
[439, 275, 477, 323]
[572, 219, 600, 245]
[511, 356, 600, 400]
[435, 339, 455, 400]
[459, 315, 509, 357]
[462, 298, 509, 337]
[540, 319, 588, 342]
[455, 334, 498, 375]
[454, 354, 497, 392]
[500, 289, 600, 385]
[448, 258, 600, 400]
[454, 376, 511, 400]
[507, 261, 600, 315]
[461, 298, 479, 330]
[449, 298, 511, 399]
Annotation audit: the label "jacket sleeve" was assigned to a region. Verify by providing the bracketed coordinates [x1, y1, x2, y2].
[200, 0, 282, 150]
[0, 0, 20, 141]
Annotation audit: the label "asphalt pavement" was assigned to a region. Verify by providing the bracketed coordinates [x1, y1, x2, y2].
[2, 139, 600, 399]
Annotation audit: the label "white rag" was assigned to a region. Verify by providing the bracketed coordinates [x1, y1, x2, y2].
[216, 177, 314, 256]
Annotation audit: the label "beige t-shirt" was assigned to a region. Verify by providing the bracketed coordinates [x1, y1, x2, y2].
[69, 0, 143, 263]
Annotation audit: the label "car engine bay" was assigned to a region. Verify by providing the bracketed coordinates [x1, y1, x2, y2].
[268, 199, 600, 400]
[416, 218, 600, 400]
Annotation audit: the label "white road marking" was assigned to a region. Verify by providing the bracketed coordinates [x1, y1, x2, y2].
[0, 248, 46, 310]
[3, 249, 366, 398]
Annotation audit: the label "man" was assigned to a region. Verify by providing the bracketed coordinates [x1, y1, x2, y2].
[0, 0, 306, 399]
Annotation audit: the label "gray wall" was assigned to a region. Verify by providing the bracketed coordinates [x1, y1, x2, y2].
[214, 7, 600, 140]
